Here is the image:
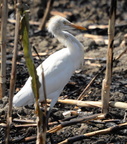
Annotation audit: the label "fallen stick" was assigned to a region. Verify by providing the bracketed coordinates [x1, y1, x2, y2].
[50, 10, 72, 18]
[13, 118, 36, 124]
[24, 136, 36, 142]
[84, 34, 108, 45]
[47, 113, 105, 133]
[88, 24, 108, 29]
[13, 116, 78, 128]
[88, 23, 127, 30]
[1, 121, 59, 128]
[0, 123, 7, 127]
[48, 99, 127, 110]
[84, 57, 106, 62]
[47, 99, 102, 108]
[14, 124, 37, 127]
[32, 52, 48, 57]
[85, 61, 101, 67]
[58, 122, 127, 144]
[102, 119, 120, 123]
[109, 101, 127, 109]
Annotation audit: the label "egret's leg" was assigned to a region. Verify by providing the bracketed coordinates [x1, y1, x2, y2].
[47, 96, 59, 124]
[46, 97, 59, 144]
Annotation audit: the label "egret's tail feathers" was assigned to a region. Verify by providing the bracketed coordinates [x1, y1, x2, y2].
[13, 87, 34, 107]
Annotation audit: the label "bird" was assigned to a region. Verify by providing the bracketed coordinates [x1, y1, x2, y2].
[13, 15, 86, 111]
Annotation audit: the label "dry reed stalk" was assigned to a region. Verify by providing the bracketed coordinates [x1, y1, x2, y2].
[101, 0, 117, 114]
[5, 1, 21, 143]
[0, 0, 8, 99]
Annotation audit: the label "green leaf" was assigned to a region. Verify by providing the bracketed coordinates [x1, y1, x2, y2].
[21, 8, 40, 109]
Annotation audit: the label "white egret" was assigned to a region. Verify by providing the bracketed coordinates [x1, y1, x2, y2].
[13, 16, 86, 110]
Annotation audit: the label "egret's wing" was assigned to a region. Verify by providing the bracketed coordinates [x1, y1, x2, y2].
[37, 48, 75, 101]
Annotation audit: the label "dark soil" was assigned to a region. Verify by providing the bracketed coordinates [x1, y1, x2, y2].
[1, 0, 127, 143]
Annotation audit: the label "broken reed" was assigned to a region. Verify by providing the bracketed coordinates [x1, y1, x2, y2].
[101, 0, 117, 114]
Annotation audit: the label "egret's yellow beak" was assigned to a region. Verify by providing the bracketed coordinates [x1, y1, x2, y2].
[70, 23, 87, 30]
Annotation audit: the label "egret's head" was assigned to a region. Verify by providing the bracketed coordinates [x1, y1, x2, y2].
[47, 16, 86, 35]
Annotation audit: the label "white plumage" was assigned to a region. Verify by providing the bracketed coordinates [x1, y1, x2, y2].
[13, 16, 85, 109]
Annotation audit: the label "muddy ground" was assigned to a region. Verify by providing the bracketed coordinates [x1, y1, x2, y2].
[0, 0, 127, 143]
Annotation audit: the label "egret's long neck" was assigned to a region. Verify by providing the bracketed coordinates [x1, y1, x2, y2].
[54, 31, 84, 69]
